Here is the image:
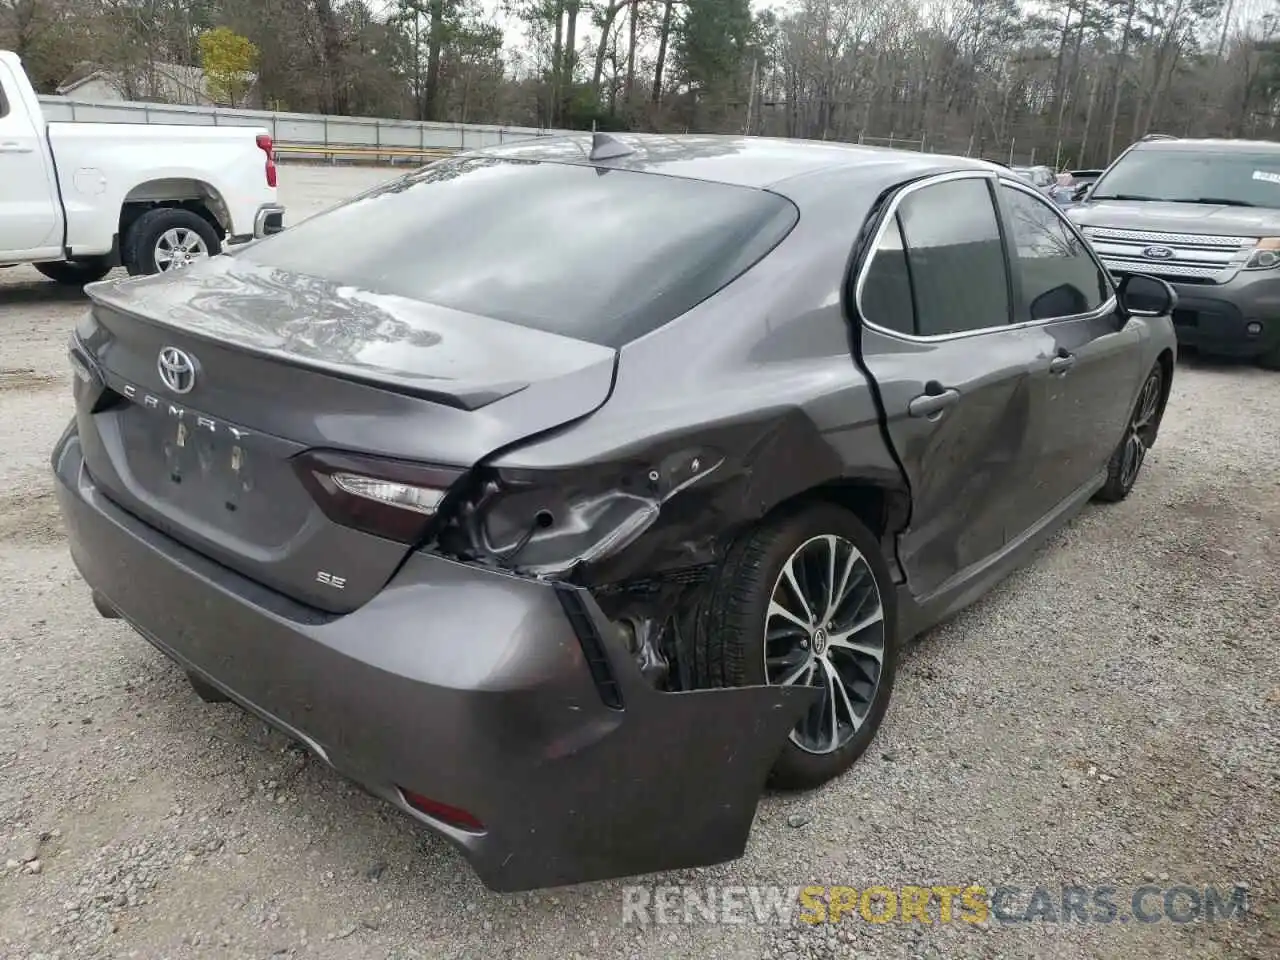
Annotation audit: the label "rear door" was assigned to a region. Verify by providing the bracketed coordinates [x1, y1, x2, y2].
[995, 179, 1141, 506]
[854, 172, 1052, 600]
[0, 60, 62, 257]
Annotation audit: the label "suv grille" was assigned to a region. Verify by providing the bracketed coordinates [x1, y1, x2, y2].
[1080, 226, 1257, 284]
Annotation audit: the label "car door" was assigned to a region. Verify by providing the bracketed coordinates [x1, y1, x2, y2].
[995, 179, 1142, 510]
[854, 171, 1052, 601]
[0, 66, 61, 257]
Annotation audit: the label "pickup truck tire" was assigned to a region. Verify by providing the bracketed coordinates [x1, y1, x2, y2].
[34, 258, 112, 286]
[694, 502, 899, 790]
[124, 208, 222, 276]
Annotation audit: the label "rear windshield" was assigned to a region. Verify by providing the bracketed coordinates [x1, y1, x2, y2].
[237, 155, 799, 348]
[1090, 147, 1280, 207]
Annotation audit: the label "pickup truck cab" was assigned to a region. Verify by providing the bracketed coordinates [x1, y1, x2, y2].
[0, 50, 284, 285]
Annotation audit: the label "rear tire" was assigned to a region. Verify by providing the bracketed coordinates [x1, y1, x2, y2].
[692, 503, 899, 790]
[34, 258, 112, 286]
[124, 208, 222, 276]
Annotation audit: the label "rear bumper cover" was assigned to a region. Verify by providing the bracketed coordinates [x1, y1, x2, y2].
[52, 428, 816, 892]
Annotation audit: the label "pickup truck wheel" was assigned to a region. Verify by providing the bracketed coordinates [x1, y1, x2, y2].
[124, 208, 222, 276]
[694, 503, 899, 790]
[34, 258, 112, 286]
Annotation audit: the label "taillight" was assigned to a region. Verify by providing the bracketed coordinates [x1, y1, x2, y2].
[256, 133, 277, 188]
[292, 449, 465, 544]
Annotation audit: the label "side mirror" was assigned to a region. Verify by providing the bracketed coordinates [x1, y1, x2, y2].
[1117, 273, 1177, 318]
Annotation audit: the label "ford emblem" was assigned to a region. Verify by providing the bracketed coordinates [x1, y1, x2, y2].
[1142, 245, 1174, 260]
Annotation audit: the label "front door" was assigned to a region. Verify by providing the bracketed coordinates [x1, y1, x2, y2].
[995, 180, 1142, 509]
[855, 172, 1052, 600]
[0, 62, 61, 257]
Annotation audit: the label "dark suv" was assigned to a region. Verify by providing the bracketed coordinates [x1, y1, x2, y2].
[1067, 137, 1280, 368]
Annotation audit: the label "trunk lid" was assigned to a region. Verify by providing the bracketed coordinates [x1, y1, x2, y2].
[72, 257, 617, 613]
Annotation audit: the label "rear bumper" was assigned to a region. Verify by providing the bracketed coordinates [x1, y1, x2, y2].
[253, 203, 286, 238]
[51, 428, 815, 892]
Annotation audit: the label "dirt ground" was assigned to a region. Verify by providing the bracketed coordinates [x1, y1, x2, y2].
[1, 164, 1277, 960]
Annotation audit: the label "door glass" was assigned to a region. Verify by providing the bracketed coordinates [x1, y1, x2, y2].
[858, 215, 915, 335]
[1001, 185, 1109, 321]
[896, 178, 1011, 336]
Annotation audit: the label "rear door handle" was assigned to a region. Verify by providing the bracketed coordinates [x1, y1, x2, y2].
[0, 142, 33, 153]
[1050, 353, 1077, 374]
[908, 387, 961, 418]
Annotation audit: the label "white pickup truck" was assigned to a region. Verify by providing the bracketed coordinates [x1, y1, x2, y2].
[0, 51, 284, 285]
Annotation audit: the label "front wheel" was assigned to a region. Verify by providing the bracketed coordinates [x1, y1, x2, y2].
[693, 503, 899, 790]
[1096, 362, 1164, 502]
[124, 208, 222, 276]
[34, 258, 112, 286]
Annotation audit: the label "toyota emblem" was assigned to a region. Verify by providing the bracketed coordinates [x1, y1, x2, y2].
[157, 346, 197, 394]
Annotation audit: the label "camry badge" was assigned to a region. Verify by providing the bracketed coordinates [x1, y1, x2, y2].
[157, 346, 197, 394]
[1142, 245, 1174, 260]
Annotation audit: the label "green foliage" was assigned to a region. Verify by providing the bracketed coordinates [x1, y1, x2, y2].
[675, 0, 753, 94]
[198, 26, 258, 105]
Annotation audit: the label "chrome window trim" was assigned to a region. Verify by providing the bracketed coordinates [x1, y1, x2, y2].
[853, 170, 1117, 344]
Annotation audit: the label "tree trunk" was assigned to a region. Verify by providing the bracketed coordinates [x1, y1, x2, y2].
[547, 0, 564, 125]
[424, 0, 444, 121]
[1105, 0, 1135, 161]
[625, 0, 638, 103]
[651, 0, 674, 104]
[562, 0, 579, 119]
[591, 1, 625, 93]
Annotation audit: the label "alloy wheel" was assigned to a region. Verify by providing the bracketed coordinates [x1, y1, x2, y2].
[155, 228, 210, 271]
[1120, 368, 1162, 491]
[763, 534, 886, 755]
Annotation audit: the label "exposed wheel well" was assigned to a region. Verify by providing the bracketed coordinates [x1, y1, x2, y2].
[760, 478, 909, 576]
[119, 179, 230, 246]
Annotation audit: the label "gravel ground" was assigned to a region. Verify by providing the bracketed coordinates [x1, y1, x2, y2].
[1, 164, 1277, 960]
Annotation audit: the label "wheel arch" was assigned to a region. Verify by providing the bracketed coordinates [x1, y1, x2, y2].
[120, 177, 230, 240]
[1146, 346, 1175, 445]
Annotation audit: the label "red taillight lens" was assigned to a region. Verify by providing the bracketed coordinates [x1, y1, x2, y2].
[292, 449, 465, 544]
[256, 133, 277, 188]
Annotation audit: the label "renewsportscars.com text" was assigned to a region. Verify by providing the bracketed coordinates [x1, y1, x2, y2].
[621, 883, 1251, 926]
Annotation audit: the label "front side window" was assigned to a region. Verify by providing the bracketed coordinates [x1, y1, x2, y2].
[894, 178, 1011, 336]
[1001, 184, 1109, 321]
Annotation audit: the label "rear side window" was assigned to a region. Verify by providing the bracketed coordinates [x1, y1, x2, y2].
[894, 178, 1011, 336]
[238, 156, 798, 348]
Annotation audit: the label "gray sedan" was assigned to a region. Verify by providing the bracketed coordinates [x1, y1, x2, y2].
[52, 133, 1178, 891]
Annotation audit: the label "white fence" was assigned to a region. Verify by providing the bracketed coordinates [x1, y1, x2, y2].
[37, 95, 575, 160]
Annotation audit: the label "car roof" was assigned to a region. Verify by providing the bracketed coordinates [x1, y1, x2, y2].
[1135, 137, 1280, 153]
[467, 132, 998, 193]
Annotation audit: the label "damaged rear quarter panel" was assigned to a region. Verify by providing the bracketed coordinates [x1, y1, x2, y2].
[485, 172, 912, 586]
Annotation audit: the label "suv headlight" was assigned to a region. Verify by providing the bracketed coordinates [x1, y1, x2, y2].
[1245, 238, 1280, 270]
